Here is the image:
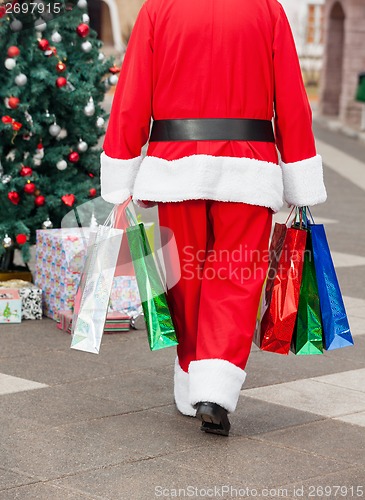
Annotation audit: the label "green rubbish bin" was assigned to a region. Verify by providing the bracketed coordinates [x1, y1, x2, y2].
[356, 72, 365, 103]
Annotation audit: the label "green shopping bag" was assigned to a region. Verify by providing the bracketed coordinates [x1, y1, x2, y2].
[126, 223, 178, 351]
[291, 220, 323, 355]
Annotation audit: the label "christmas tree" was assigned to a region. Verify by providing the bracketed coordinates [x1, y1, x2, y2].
[3, 302, 12, 320]
[0, 0, 119, 268]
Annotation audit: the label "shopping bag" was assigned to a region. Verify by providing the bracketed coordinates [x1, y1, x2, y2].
[126, 222, 178, 351]
[256, 213, 307, 355]
[70, 208, 124, 354]
[308, 220, 354, 350]
[291, 230, 323, 355]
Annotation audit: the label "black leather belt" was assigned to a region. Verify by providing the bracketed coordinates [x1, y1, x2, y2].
[149, 118, 275, 142]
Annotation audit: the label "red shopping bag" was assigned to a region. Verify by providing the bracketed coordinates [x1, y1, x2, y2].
[256, 222, 307, 354]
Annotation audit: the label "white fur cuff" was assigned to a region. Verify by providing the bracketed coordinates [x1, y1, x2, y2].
[133, 154, 284, 212]
[100, 152, 143, 204]
[281, 154, 327, 207]
[189, 359, 247, 413]
[174, 358, 197, 417]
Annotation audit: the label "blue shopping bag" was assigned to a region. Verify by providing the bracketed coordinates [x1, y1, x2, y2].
[308, 221, 354, 350]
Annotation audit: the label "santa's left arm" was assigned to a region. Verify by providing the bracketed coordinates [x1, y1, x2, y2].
[101, 2, 154, 205]
[273, 4, 327, 207]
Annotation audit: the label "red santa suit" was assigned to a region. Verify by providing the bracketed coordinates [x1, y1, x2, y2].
[101, 0, 327, 416]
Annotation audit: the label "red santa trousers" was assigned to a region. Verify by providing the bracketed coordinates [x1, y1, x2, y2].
[158, 200, 272, 415]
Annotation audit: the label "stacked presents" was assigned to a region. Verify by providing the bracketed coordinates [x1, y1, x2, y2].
[33, 224, 154, 333]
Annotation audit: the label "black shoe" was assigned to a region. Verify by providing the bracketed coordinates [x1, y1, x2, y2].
[195, 402, 231, 436]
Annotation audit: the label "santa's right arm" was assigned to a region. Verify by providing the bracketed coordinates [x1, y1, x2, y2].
[101, 2, 153, 205]
[273, 4, 327, 207]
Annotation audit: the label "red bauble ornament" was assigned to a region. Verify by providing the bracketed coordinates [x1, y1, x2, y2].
[88, 173, 94, 178]
[38, 39, 50, 51]
[8, 97, 20, 109]
[61, 194, 76, 207]
[68, 151, 79, 163]
[24, 182, 36, 194]
[20, 166, 33, 176]
[16, 234, 27, 245]
[56, 61, 66, 72]
[76, 23, 90, 38]
[56, 77, 67, 88]
[7, 46, 20, 58]
[8, 191, 20, 205]
[0, 6, 6, 18]
[109, 65, 121, 74]
[34, 195, 45, 207]
[89, 188, 97, 197]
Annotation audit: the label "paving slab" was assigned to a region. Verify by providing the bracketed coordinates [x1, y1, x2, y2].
[0, 482, 103, 500]
[65, 369, 173, 410]
[1, 422, 137, 481]
[257, 419, 365, 467]
[0, 348, 125, 386]
[50, 456, 224, 500]
[243, 347, 364, 390]
[0, 373, 47, 396]
[154, 397, 325, 438]
[334, 411, 365, 427]
[281, 465, 365, 500]
[160, 436, 349, 489]
[312, 368, 365, 393]
[0, 384, 139, 433]
[0, 467, 37, 492]
[243, 375, 365, 418]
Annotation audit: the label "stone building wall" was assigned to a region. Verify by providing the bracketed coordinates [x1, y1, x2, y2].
[319, 0, 365, 129]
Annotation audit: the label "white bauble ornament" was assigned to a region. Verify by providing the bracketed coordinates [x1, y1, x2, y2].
[3, 234, 13, 249]
[15, 73, 27, 86]
[82, 13, 90, 23]
[10, 19, 23, 32]
[96, 116, 105, 128]
[42, 218, 53, 229]
[77, 140, 88, 152]
[5, 58, 16, 70]
[84, 97, 95, 117]
[51, 31, 62, 43]
[1, 175, 12, 184]
[34, 18, 47, 32]
[81, 41, 92, 53]
[56, 160, 68, 171]
[57, 128, 68, 139]
[109, 75, 118, 86]
[77, 0, 88, 7]
[98, 52, 105, 61]
[49, 123, 61, 137]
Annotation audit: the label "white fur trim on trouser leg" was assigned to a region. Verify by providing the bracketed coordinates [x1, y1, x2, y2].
[281, 154, 327, 207]
[189, 359, 247, 413]
[100, 152, 143, 204]
[174, 358, 197, 417]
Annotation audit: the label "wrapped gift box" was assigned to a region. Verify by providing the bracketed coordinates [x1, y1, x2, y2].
[57, 310, 131, 334]
[35, 228, 143, 321]
[0, 289, 21, 323]
[0, 280, 42, 320]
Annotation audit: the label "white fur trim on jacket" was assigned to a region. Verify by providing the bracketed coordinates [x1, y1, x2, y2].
[132, 155, 284, 212]
[281, 154, 327, 207]
[100, 152, 143, 204]
[189, 359, 247, 413]
[174, 358, 197, 417]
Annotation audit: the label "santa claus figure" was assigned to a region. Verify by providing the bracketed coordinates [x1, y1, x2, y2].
[101, 0, 327, 435]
